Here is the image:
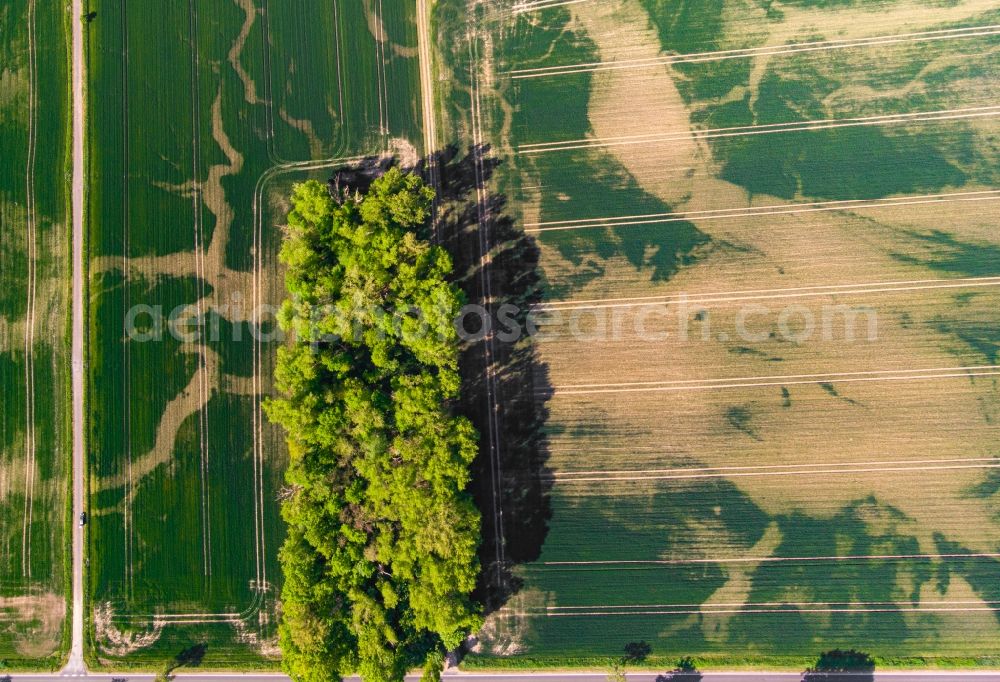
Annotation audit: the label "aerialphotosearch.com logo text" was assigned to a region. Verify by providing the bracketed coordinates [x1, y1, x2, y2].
[124, 293, 879, 346]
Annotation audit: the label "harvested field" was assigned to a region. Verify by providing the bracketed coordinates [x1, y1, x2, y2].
[85, 0, 424, 667]
[0, 0, 71, 667]
[442, 0, 1000, 667]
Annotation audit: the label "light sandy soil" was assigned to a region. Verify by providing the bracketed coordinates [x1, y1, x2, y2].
[697, 523, 783, 642]
[0, 593, 66, 659]
[93, 603, 163, 658]
[478, 589, 550, 656]
[229, 0, 261, 106]
[364, 0, 419, 59]
[94, 346, 219, 498]
[279, 107, 327, 160]
[571, 0, 699, 206]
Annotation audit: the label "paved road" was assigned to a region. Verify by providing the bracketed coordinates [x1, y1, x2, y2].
[20, 670, 1000, 681]
[67, 0, 86, 674]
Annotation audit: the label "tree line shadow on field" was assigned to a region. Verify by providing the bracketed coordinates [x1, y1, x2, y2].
[328, 145, 555, 615]
[422, 144, 555, 614]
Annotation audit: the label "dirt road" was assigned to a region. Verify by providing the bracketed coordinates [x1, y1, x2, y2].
[67, 0, 86, 674]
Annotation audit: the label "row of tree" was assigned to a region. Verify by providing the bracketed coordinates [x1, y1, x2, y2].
[265, 169, 482, 682]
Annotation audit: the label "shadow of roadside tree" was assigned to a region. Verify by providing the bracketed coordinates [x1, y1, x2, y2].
[802, 649, 875, 682]
[156, 642, 209, 681]
[656, 656, 703, 682]
[624, 640, 653, 663]
[174, 642, 207, 668]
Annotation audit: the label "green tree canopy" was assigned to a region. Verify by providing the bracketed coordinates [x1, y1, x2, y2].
[266, 169, 482, 682]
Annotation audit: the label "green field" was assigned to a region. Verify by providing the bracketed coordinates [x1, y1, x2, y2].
[85, 0, 425, 668]
[0, 0, 72, 668]
[439, 0, 1000, 669]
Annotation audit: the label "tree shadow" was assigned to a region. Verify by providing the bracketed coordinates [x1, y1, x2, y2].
[328, 155, 399, 203]
[655, 657, 702, 682]
[932, 534, 1000, 617]
[153, 642, 208, 681]
[419, 144, 554, 613]
[175, 642, 207, 667]
[802, 649, 875, 682]
[728, 499, 928, 652]
[623, 640, 652, 663]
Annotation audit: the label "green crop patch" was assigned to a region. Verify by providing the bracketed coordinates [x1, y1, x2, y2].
[437, 0, 1000, 669]
[265, 0, 424, 162]
[0, 0, 71, 668]
[85, 0, 426, 668]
